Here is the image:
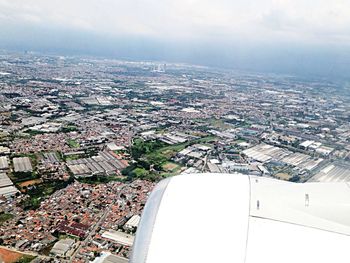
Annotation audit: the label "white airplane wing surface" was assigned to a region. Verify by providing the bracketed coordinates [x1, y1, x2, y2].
[130, 173, 350, 263]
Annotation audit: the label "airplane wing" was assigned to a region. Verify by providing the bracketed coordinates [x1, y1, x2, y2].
[130, 173, 350, 263]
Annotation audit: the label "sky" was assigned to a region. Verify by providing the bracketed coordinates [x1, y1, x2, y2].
[1, 0, 350, 78]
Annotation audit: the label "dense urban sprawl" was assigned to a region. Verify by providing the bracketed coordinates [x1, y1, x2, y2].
[0, 50, 349, 262]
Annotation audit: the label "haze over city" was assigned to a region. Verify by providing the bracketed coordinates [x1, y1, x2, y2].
[1, 0, 350, 78]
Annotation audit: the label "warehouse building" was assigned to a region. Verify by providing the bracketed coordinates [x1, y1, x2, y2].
[308, 163, 350, 182]
[13, 157, 33, 173]
[50, 238, 76, 258]
[92, 252, 128, 263]
[0, 173, 19, 199]
[0, 185, 19, 198]
[42, 152, 60, 164]
[101, 229, 134, 246]
[0, 156, 9, 170]
[0, 173, 13, 188]
[67, 151, 128, 178]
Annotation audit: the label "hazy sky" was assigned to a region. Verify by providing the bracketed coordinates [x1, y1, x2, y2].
[1, 0, 350, 78]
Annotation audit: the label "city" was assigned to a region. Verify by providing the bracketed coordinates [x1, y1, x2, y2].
[0, 50, 348, 262]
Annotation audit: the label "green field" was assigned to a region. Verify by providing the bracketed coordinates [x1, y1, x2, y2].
[67, 139, 80, 148]
[124, 136, 217, 181]
[15, 255, 36, 263]
[208, 118, 233, 129]
[161, 162, 183, 177]
[77, 175, 126, 184]
[61, 125, 79, 133]
[0, 213, 14, 225]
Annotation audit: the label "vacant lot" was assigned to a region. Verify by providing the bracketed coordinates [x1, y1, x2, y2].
[0, 248, 36, 263]
[18, 179, 42, 188]
[275, 173, 292, 180]
[0, 247, 23, 263]
[163, 162, 180, 172]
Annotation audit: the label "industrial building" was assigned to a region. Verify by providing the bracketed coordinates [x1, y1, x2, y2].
[13, 157, 33, 173]
[0, 156, 9, 170]
[67, 151, 127, 178]
[92, 252, 128, 263]
[42, 152, 60, 164]
[0, 173, 13, 188]
[101, 230, 134, 246]
[243, 143, 323, 171]
[308, 163, 350, 182]
[0, 173, 19, 198]
[0, 186, 19, 198]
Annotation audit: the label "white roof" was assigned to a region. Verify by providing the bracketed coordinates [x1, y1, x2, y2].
[300, 140, 315, 148]
[13, 157, 33, 173]
[50, 238, 75, 256]
[106, 142, 124, 151]
[0, 186, 19, 198]
[92, 252, 128, 263]
[0, 156, 8, 170]
[125, 215, 141, 228]
[131, 173, 350, 263]
[102, 230, 134, 246]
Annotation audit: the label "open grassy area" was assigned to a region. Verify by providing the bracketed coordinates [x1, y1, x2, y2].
[275, 173, 292, 181]
[0, 213, 14, 225]
[124, 136, 217, 181]
[64, 154, 84, 161]
[10, 172, 38, 184]
[67, 139, 80, 148]
[15, 255, 36, 263]
[24, 129, 45, 136]
[77, 175, 126, 184]
[208, 118, 233, 130]
[162, 162, 180, 171]
[151, 135, 216, 158]
[61, 124, 78, 133]
[161, 162, 183, 178]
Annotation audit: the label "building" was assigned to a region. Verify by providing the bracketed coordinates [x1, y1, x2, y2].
[0, 173, 19, 198]
[50, 238, 75, 258]
[308, 163, 350, 182]
[0, 156, 9, 170]
[92, 252, 128, 263]
[101, 230, 134, 246]
[0, 185, 19, 199]
[67, 151, 127, 178]
[13, 157, 33, 173]
[0, 146, 10, 155]
[124, 215, 141, 230]
[0, 173, 13, 188]
[106, 142, 124, 152]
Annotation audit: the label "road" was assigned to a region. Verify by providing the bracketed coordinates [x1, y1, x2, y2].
[69, 185, 127, 262]
[69, 204, 112, 262]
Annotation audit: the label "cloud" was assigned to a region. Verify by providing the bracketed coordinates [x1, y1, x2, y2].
[0, 0, 349, 45]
